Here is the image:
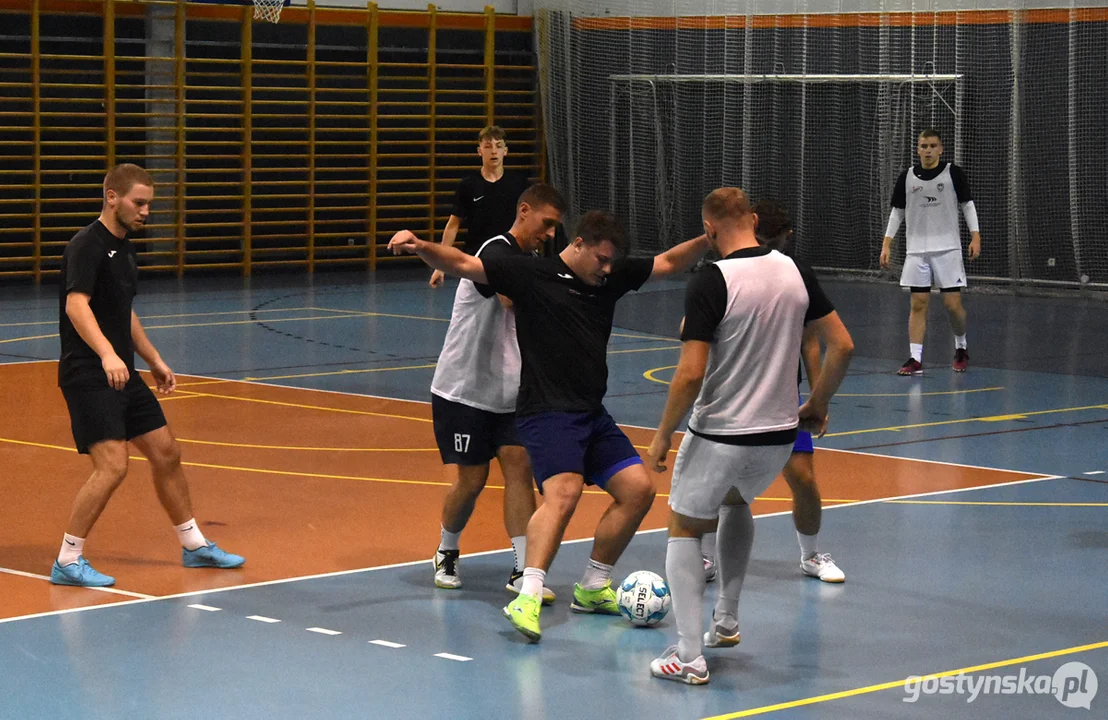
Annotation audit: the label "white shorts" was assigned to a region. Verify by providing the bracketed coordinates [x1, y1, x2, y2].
[668, 432, 793, 520]
[900, 248, 967, 290]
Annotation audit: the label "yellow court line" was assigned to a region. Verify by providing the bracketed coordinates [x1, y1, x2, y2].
[172, 379, 235, 388]
[644, 365, 1006, 398]
[177, 438, 439, 452]
[0, 306, 333, 329]
[887, 499, 1108, 507]
[701, 640, 1108, 719]
[308, 306, 449, 323]
[0, 332, 58, 345]
[242, 363, 438, 382]
[608, 345, 681, 356]
[0, 435, 450, 488]
[825, 403, 1108, 438]
[170, 389, 432, 424]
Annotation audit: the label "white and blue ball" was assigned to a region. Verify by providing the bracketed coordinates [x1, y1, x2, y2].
[617, 570, 671, 627]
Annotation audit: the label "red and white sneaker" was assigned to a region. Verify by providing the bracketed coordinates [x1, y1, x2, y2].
[953, 348, 969, 372]
[650, 645, 710, 685]
[898, 358, 923, 376]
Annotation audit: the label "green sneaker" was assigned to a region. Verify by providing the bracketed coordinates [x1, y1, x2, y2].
[570, 581, 621, 615]
[503, 593, 542, 642]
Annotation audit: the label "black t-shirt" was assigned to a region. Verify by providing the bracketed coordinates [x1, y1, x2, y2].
[890, 161, 973, 209]
[452, 171, 530, 254]
[482, 254, 655, 416]
[58, 221, 138, 388]
[680, 247, 835, 387]
[472, 232, 529, 298]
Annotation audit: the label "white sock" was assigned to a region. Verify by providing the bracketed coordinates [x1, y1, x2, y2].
[954, 334, 967, 350]
[580, 558, 614, 590]
[910, 343, 923, 363]
[58, 533, 85, 566]
[510, 535, 526, 572]
[175, 519, 208, 551]
[797, 531, 819, 560]
[520, 567, 545, 597]
[439, 526, 461, 552]
[702, 531, 717, 563]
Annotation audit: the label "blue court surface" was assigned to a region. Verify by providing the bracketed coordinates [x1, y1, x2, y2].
[1, 269, 1105, 719]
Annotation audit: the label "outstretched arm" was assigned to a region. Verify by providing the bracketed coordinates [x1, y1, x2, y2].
[646, 339, 710, 472]
[798, 311, 853, 437]
[649, 234, 710, 280]
[388, 230, 488, 285]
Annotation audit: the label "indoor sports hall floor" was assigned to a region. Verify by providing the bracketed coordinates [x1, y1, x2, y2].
[1, 268, 1105, 719]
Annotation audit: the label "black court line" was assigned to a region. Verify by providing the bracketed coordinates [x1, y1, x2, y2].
[847, 416, 1108, 451]
[1069, 475, 1108, 486]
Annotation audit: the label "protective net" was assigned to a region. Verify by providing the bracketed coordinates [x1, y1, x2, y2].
[534, 1, 1108, 287]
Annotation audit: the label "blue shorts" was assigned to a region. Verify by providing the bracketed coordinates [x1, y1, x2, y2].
[516, 410, 642, 492]
[793, 394, 813, 454]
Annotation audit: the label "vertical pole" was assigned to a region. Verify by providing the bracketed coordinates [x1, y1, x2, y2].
[175, 0, 186, 277]
[307, 0, 317, 272]
[241, 5, 253, 276]
[31, 0, 41, 282]
[483, 5, 495, 124]
[105, 0, 116, 168]
[427, 4, 437, 245]
[367, 2, 378, 270]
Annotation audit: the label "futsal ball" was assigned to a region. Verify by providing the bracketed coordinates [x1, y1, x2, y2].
[617, 570, 671, 627]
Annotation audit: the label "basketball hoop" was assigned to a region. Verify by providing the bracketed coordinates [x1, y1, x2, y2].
[253, 0, 285, 23]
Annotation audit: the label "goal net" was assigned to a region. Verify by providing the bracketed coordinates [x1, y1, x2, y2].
[535, 0, 1108, 288]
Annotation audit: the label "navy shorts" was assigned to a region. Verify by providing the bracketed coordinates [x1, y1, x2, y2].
[61, 375, 168, 454]
[432, 394, 521, 466]
[793, 394, 813, 453]
[516, 410, 642, 492]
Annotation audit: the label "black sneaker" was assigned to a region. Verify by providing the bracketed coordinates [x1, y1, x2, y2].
[898, 358, 923, 376]
[506, 569, 556, 605]
[953, 348, 969, 372]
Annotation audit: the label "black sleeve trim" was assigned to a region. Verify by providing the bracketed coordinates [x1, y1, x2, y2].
[793, 260, 835, 324]
[681, 265, 727, 342]
[890, 168, 908, 209]
[950, 164, 973, 203]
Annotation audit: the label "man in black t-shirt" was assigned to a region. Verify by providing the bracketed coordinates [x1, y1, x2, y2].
[429, 125, 531, 288]
[50, 163, 244, 588]
[390, 211, 710, 642]
[643, 188, 854, 685]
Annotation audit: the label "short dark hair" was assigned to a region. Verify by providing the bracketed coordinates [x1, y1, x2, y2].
[478, 125, 506, 144]
[104, 163, 153, 199]
[518, 183, 567, 214]
[575, 210, 629, 257]
[752, 199, 792, 242]
[919, 128, 942, 142]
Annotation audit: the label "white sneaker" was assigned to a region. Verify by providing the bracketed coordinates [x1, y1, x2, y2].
[703, 556, 717, 583]
[506, 569, 556, 605]
[650, 645, 710, 685]
[800, 552, 845, 583]
[433, 549, 462, 589]
[703, 613, 741, 648]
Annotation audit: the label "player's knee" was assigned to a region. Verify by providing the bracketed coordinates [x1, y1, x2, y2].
[542, 478, 583, 515]
[94, 448, 129, 483]
[909, 294, 930, 313]
[150, 438, 182, 473]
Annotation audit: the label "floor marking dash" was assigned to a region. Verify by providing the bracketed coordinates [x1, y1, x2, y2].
[434, 653, 472, 662]
[188, 604, 221, 612]
[246, 615, 281, 623]
[307, 627, 342, 636]
[370, 640, 406, 649]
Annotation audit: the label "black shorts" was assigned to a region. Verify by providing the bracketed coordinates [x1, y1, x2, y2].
[431, 394, 521, 466]
[61, 375, 168, 454]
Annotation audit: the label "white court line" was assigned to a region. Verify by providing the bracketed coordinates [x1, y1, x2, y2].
[247, 615, 281, 623]
[307, 627, 342, 636]
[1084, 470, 1105, 476]
[188, 604, 221, 612]
[370, 640, 406, 649]
[0, 567, 155, 599]
[434, 653, 472, 662]
[0, 474, 1065, 627]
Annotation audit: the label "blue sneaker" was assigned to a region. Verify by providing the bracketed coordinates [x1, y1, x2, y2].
[182, 542, 245, 569]
[50, 557, 115, 587]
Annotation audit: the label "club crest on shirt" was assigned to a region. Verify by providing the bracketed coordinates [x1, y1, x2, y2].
[937, 183, 945, 192]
